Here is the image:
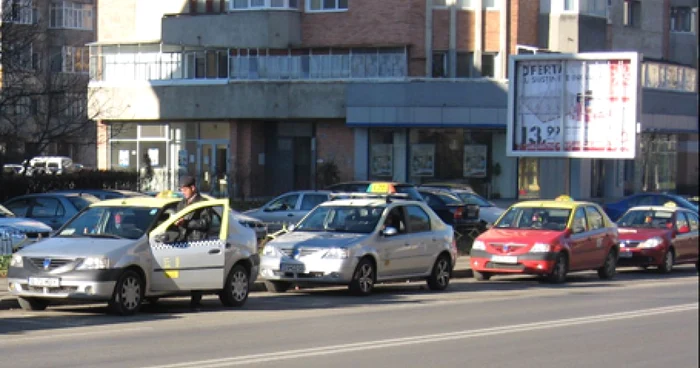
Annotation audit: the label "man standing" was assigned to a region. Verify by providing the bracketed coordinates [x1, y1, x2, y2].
[175, 175, 211, 309]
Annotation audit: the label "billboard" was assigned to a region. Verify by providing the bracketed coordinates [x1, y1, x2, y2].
[507, 52, 641, 158]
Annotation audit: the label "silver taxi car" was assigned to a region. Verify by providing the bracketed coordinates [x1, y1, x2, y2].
[259, 194, 457, 295]
[7, 198, 259, 315]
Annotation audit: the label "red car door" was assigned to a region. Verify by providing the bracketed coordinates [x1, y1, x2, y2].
[584, 205, 610, 267]
[567, 207, 593, 271]
[673, 212, 693, 263]
[686, 213, 700, 262]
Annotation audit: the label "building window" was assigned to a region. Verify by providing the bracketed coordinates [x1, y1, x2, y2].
[4, 42, 35, 70]
[51, 46, 89, 73]
[483, 0, 497, 9]
[670, 7, 693, 33]
[564, 0, 575, 11]
[580, 0, 606, 17]
[518, 157, 540, 199]
[306, 0, 347, 12]
[480, 53, 495, 78]
[49, 1, 94, 30]
[623, 0, 641, 27]
[456, 52, 472, 78]
[231, 0, 298, 10]
[369, 129, 396, 180]
[432, 52, 448, 78]
[2, 0, 36, 24]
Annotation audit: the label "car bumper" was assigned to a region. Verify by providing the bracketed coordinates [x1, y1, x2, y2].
[259, 256, 358, 284]
[470, 250, 558, 275]
[7, 267, 121, 300]
[617, 247, 664, 266]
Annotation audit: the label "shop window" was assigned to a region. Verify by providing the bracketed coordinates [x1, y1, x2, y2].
[480, 54, 496, 78]
[140, 124, 168, 139]
[111, 123, 137, 140]
[369, 129, 395, 180]
[110, 142, 138, 170]
[141, 142, 167, 168]
[518, 157, 540, 199]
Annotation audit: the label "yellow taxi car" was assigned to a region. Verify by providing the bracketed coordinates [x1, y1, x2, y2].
[470, 195, 619, 283]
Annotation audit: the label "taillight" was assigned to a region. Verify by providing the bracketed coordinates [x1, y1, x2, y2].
[453, 207, 464, 220]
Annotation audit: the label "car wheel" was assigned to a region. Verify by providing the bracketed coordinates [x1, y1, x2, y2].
[546, 253, 568, 284]
[597, 250, 617, 280]
[349, 258, 375, 296]
[17, 297, 49, 311]
[108, 270, 144, 316]
[472, 270, 491, 281]
[657, 249, 675, 274]
[427, 254, 451, 291]
[696, 260, 699, 272]
[264, 280, 292, 293]
[219, 264, 249, 307]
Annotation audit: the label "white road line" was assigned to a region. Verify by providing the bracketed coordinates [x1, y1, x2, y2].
[0, 327, 153, 344]
[143, 303, 698, 368]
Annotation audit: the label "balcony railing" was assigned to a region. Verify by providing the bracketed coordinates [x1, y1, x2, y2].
[642, 62, 697, 93]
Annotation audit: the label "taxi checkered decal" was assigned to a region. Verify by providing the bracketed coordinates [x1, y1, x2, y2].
[151, 239, 224, 250]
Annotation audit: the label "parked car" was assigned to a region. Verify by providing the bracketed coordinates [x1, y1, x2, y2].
[2, 164, 24, 175]
[417, 188, 480, 230]
[603, 193, 699, 221]
[7, 197, 259, 315]
[26, 156, 75, 175]
[244, 190, 332, 233]
[616, 204, 699, 272]
[2, 193, 100, 230]
[50, 189, 148, 201]
[260, 193, 457, 295]
[326, 181, 424, 201]
[420, 182, 476, 193]
[0, 204, 53, 254]
[420, 186, 505, 227]
[470, 196, 619, 283]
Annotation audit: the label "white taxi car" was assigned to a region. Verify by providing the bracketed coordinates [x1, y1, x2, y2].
[259, 193, 458, 295]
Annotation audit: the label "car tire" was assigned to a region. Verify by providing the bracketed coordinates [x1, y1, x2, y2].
[657, 249, 674, 274]
[108, 269, 144, 316]
[597, 250, 617, 280]
[264, 280, 291, 293]
[18, 297, 49, 311]
[349, 257, 375, 296]
[696, 261, 699, 272]
[219, 264, 249, 307]
[472, 270, 492, 281]
[546, 253, 568, 284]
[427, 254, 451, 291]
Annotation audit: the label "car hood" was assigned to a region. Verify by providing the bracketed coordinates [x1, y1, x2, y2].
[243, 208, 260, 215]
[618, 227, 670, 241]
[269, 231, 369, 248]
[480, 207, 505, 224]
[17, 237, 136, 258]
[234, 212, 263, 223]
[477, 229, 564, 245]
[0, 218, 53, 233]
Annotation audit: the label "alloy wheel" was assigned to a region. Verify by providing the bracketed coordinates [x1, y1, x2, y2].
[230, 269, 249, 302]
[120, 275, 142, 311]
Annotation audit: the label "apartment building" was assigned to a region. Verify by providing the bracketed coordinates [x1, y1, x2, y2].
[89, 0, 698, 199]
[0, 0, 97, 165]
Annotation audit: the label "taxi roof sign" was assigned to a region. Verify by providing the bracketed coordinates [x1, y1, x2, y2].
[367, 182, 396, 194]
[554, 195, 574, 202]
[156, 190, 180, 198]
[663, 201, 677, 208]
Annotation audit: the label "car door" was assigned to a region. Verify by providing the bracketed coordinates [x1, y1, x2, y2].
[374, 205, 410, 278]
[584, 205, 609, 267]
[402, 205, 435, 274]
[672, 212, 692, 262]
[3, 198, 32, 217]
[259, 193, 301, 231]
[685, 213, 700, 262]
[567, 207, 592, 271]
[29, 197, 66, 230]
[148, 200, 228, 292]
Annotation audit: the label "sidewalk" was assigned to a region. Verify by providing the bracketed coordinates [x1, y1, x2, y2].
[0, 257, 472, 311]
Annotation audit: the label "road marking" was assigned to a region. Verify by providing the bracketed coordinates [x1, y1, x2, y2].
[143, 303, 698, 368]
[0, 327, 153, 344]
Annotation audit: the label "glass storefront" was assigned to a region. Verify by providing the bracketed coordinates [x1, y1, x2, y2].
[636, 133, 677, 192]
[517, 157, 540, 199]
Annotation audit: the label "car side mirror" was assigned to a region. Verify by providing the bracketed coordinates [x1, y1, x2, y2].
[287, 224, 296, 232]
[678, 226, 690, 234]
[382, 227, 398, 237]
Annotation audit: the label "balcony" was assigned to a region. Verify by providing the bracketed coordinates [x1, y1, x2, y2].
[161, 10, 301, 49]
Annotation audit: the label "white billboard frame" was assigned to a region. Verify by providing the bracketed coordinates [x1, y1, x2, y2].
[506, 52, 641, 159]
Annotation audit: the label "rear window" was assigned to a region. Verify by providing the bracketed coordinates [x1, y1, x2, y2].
[436, 192, 461, 205]
[395, 186, 424, 201]
[68, 197, 93, 211]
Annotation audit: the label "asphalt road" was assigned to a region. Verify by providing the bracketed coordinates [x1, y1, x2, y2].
[0, 267, 697, 368]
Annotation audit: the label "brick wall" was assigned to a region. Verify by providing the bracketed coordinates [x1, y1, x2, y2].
[315, 121, 355, 183]
[515, 0, 539, 52]
[484, 10, 501, 52]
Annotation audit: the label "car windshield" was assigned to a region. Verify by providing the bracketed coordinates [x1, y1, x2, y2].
[295, 205, 384, 233]
[495, 207, 572, 231]
[56, 206, 161, 240]
[0, 205, 15, 218]
[617, 210, 674, 229]
[456, 192, 492, 207]
[68, 196, 98, 210]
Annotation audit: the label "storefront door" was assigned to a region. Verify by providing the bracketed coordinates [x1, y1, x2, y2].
[197, 141, 230, 197]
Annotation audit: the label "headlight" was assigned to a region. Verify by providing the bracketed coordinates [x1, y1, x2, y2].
[472, 240, 486, 250]
[638, 237, 664, 248]
[262, 245, 279, 257]
[76, 257, 110, 270]
[323, 247, 349, 259]
[530, 243, 551, 253]
[10, 254, 23, 267]
[0, 227, 25, 240]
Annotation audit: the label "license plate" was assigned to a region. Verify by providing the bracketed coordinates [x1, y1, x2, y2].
[491, 255, 518, 264]
[28, 277, 60, 287]
[618, 251, 633, 258]
[280, 263, 305, 273]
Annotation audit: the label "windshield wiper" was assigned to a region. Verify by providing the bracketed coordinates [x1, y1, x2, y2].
[85, 234, 124, 239]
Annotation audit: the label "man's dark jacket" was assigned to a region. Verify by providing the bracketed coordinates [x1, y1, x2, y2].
[176, 193, 211, 242]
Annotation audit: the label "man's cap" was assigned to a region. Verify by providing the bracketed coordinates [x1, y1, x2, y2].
[179, 175, 196, 188]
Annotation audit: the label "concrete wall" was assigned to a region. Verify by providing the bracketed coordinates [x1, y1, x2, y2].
[547, 14, 580, 53]
[670, 32, 698, 67]
[610, 0, 665, 59]
[162, 11, 302, 48]
[641, 89, 699, 132]
[97, 0, 188, 42]
[90, 81, 346, 120]
[578, 15, 608, 52]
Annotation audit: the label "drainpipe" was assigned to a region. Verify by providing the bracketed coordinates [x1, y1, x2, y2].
[499, 0, 508, 79]
[474, 0, 483, 76]
[449, 0, 457, 77]
[426, 0, 433, 77]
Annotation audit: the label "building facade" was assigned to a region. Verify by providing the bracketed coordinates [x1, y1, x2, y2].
[0, 0, 97, 165]
[89, 0, 699, 199]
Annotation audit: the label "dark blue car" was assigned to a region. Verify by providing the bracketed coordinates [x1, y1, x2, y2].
[603, 193, 699, 221]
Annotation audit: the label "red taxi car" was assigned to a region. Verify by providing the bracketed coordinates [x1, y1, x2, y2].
[616, 204, 699, 273]
[470, 197, 619, 283]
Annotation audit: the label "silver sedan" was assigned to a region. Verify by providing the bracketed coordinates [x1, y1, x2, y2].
[259, 197, 457, 295]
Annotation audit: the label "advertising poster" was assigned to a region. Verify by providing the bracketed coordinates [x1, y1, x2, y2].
[507, 52, 639, 158]
[410, 144, 435, 177]
[463, 145, 487, 178]
[118, 150, 130, 167]
[147, 148, 159, 166]
[370, 144, 393, 177]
